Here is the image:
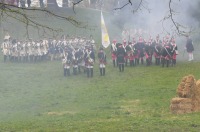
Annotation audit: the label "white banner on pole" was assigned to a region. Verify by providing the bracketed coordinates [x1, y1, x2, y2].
[101, 11, 110, 48]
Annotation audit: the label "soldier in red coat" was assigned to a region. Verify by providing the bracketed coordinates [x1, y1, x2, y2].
[111, 39, 117, 67]
[171, 38, 178, 66]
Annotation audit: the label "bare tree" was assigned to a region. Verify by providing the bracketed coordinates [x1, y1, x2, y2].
[0, 0, 196, 39]
[0, 1, 87, 39]
[114, 0, 193, 36]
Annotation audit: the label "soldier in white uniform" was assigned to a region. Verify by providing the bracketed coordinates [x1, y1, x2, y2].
[2, 39, 10, 62]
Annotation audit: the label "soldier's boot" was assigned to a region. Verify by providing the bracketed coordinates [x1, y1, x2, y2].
[78, 66, 81, 73]
[103, 68, 105, 76]
[26, 56, 28, 62]
[4, 55, 7, 62]
[64, 68, 67, 77]
[146, 59, 149, 66]
[34, 56, 37, 63]
[130, 60, 134, 66]
[166, 60, 169, 67]
[8, 55, 11, 61]
[113, 60, 115, 67]
[100, 68, 103, 76]
[161, 59, 165, 67]
[135, 59, 137, 65]
[87, 68, 90, 78]
[67, 68, 70, 76]
[141, 58, 144, 64]
[155, 58, 158, 65]
[122, 64, 124, 72]
[119, 64, 122, 72]
[172, 59, 176, 66]
[158, 58, 161, 65]
[75, 67, 78, 75]
[15, 57, 18, 62]
[73, 68, 75, 75]
[91, 68, 93, 77]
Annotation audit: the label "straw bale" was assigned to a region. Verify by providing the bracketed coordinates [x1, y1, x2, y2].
[171, 98, 192, 104]
[181, 77, 187, 82]
[170, 104, 192, 110]
[178, 82, 185, 87]
[196, 80, 200, 87]
[178, 104, 192, 109]
[185, 75, 195, 83]
[171, 75, 200, 114]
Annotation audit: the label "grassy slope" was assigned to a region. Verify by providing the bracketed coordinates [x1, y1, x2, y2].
[0, 7, 200, 131]
[0, 60, 200, 131]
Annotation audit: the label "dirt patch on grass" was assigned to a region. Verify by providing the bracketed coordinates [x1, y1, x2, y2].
[84, 118, 120, 123]
[119, 99, 141, 115]
[47, 111, 77, 116]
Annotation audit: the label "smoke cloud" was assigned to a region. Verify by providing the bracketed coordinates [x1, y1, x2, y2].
[109, 0, 200, 40]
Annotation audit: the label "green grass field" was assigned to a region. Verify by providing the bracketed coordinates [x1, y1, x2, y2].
[1, 58, 200, 131]
[1, 7, 200, 132]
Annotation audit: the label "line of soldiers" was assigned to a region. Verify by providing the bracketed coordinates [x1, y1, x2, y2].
[1, 35, 107, 77]
[62, 44, 107, 78]
[111, 34, 178, 71]
[1, 34, 178, 77]
[1, 36, 96, 63]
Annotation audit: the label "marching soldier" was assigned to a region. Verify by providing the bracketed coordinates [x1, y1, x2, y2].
[63, 51, 71, 77]
[153, 35, 162, 65]
[117, 43, 126, 72]
[62, 56, 67, 77]
[137, 36, 145, 65]
[84, 47, 95, 78]
[98, 47, 106, 76]
[125, 42, 133, 66]
[72, 48, 79, 75]
[145, 37, 154, 66]
[161, 39, 172, 67]
[111, 39, 117, 67]
[2, 38, 11, 62]
[185, 35, 194, 61]
[171, 38, 178, 66]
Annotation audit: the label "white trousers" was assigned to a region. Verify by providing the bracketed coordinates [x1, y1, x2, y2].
[188, 53, 194, 61]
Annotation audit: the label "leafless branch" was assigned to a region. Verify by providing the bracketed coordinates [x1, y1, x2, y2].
[114, 0, 133, 10]
[132, 0, 143, 13]
[0, 2, 90, 39]
[168, 0, 188, 36]
[72, 0, 84, 13]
